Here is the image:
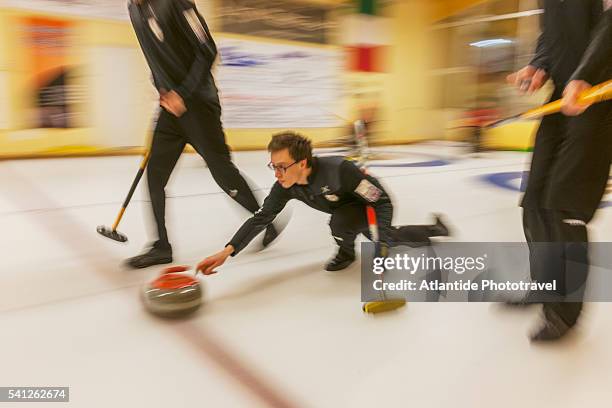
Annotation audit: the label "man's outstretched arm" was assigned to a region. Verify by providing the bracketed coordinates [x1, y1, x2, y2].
[196, 184, 290, 275]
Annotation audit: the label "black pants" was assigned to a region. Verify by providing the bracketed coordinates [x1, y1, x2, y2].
[523, 99, 611, 217]
[329, 202, 434, 257]
[522, 100, 611, 326]
[147, 101, 260, 248]
[523, 208, 590, 326]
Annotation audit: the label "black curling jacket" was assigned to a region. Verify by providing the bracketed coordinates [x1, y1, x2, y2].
[128, 0, 218, 102]
[227, 157, 393, 255]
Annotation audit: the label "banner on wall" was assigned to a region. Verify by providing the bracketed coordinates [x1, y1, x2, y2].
[216, 38, 343, 129]
[217, 0, 332, 44]
[3, 0, 129, 20]
[21, 17, 79, 128]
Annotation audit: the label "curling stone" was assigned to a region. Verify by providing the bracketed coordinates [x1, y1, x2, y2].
[142, 266, 203, 317]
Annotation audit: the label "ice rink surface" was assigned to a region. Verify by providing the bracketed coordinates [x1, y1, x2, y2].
[2, 143, 612, 407]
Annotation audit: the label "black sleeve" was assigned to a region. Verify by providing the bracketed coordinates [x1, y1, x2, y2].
[570, 8, 612, 84]
[339, 161, 394, 241]
[530, 32, 549, 72]
[172, 0, 218, 100]
[591, 0, 605, 26]
[226, 183, 290, 256]
[529, 9, 549, 72]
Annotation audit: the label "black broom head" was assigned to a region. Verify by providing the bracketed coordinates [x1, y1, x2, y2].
[97, 225, 128, 243]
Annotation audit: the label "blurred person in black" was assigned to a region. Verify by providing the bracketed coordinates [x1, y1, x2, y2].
[126, 0, 278, 268]
[195, 132, 450, 274]
[507, 1, 611, 342]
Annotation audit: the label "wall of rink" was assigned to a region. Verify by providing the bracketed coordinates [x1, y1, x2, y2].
[0, 0, 533, 159]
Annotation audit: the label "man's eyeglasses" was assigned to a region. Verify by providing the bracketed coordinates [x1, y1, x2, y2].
[267, 161, 298, 173]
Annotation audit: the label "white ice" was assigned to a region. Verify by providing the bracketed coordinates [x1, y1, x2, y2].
[1, 143, 611, 408]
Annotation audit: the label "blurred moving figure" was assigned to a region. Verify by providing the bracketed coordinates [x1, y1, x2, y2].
[506, 1, 611, 342]
[461, 100, 500, 154]
[125, 0, 279, 268]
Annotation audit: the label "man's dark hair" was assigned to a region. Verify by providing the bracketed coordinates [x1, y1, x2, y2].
[268, 131, 313, 167]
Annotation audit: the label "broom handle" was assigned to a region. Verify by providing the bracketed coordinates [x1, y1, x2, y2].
[111, 149, 152, 231]
[366, 205, 389, 302]
[366, 206, 379, 242]
[521, 79, 612, 120]
[488, 79, 612, 128]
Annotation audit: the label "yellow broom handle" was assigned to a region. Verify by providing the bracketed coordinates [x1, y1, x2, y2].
[111, 148, 152, 231]
[522, 79, 612, 120]
[111, 208, 126, 231]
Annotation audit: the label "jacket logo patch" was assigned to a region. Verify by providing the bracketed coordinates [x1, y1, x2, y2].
[321, 186, 331, 194]
[562, 219, 586, 227]
[184, 9, 208, 44]
[148, 18, 164, 42]
[324, 194, 339, 202]
[355, 179, 381, 202]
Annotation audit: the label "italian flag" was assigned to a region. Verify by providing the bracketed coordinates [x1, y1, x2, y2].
[340, 0, 389, 73]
